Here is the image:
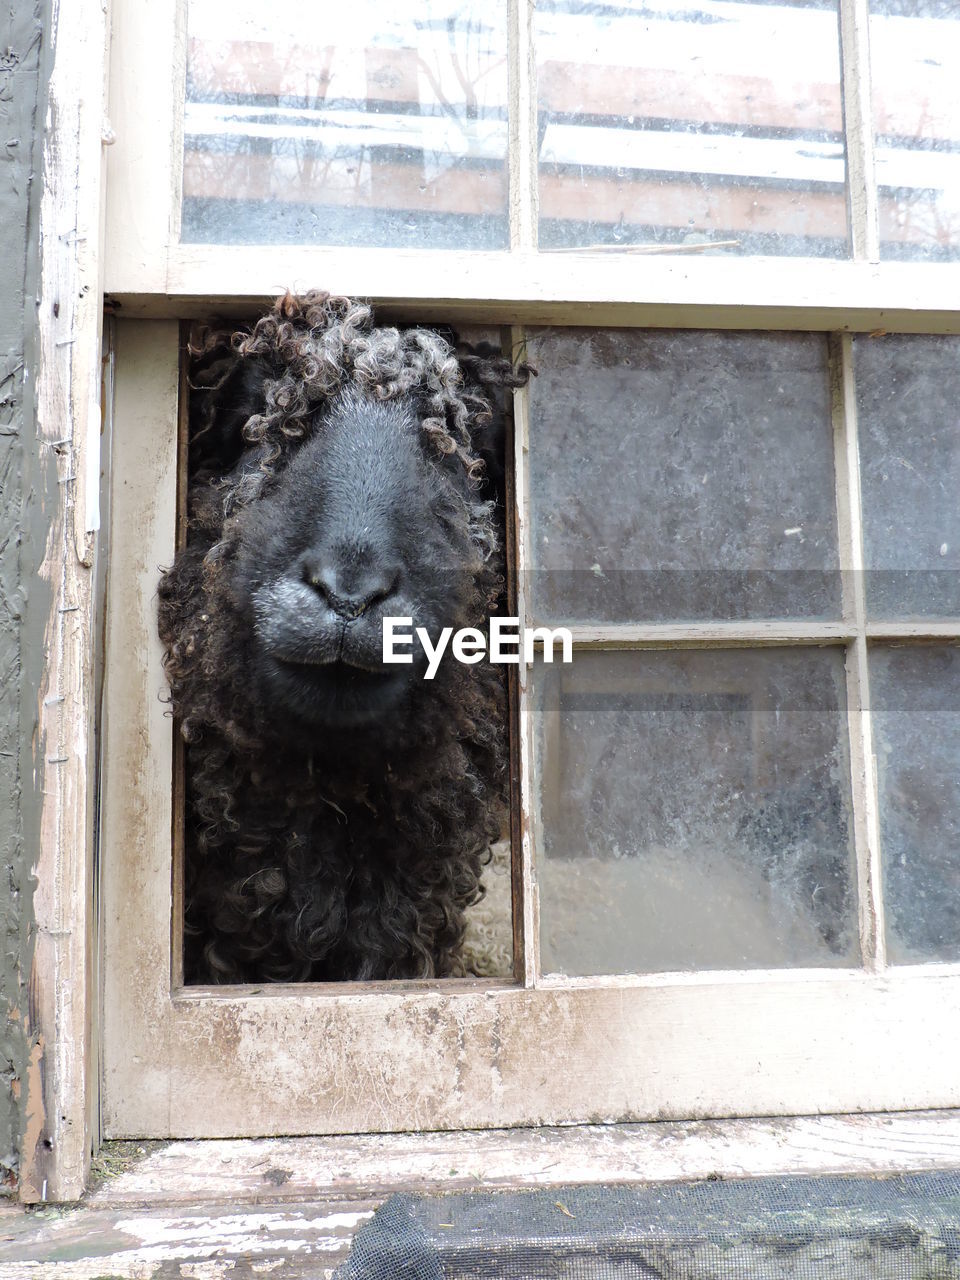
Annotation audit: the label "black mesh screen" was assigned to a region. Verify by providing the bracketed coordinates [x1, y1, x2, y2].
[336, 1171, 960, 1279]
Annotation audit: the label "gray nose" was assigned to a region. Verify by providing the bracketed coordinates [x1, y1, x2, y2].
[301, 558, 399, 620]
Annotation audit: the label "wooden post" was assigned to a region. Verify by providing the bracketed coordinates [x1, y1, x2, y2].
[20, 0, 110, 1204]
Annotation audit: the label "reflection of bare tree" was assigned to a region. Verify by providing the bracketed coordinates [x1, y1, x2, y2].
[415, 14, 484, 125]
[283, 44, 358, 200]
[878, 88, 960, 258]
[186, 40, 369, 206]
[884, 181, 960, 259]
[184, 8, 509, 240]
[413, 7, 505, 177]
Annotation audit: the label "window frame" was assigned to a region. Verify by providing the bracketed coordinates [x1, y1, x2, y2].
[95, 0, 960, 1147]
[107, 0, 960, 327]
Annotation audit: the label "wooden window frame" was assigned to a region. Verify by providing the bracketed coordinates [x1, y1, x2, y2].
[106, 0, 960, 330]
[30, 0, 960, 1202]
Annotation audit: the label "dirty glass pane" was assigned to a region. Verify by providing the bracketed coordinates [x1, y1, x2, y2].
[526, 329, 841, 623]
[182, 1, 508, 248]
[870, 1, 960, 262]
[535, 648, 857, 975]
[854, 335, 960, 619]
[871, 644, 960, 962]
[536, 0, 848, 257]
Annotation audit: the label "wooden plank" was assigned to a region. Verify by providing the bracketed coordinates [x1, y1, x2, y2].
[83, 1111, 960, 1208]
[102, 968, 960, 1138]
[107, 248, 960, 333]
[20, 0, 110, 1206]
[0, 1200, 371, 1279]
[8, 1111, 960, 1276]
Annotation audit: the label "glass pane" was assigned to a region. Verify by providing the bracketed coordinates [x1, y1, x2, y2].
[855, 334, 960, 619]
[871, 1, 960, 262]
[536, 0, 848, 257]
[526, 328, 841, 623]
[535, 648, 858, 975]
[871, 644, 960, 962]
[182, 1, 508, 248]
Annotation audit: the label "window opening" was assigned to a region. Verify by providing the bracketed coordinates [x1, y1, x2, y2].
[163, 296, 525, 984]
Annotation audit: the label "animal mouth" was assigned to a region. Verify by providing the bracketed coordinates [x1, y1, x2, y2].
[265, 652, 412, 731]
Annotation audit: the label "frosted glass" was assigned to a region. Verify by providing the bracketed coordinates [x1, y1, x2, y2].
[855, 334, 960, 619]
[526, 328, 841, 623]
[182, 1, 508, 248]
[536, 0, 848, 257]
[872, 644, 960, 963]
[536, 648, 858, 975]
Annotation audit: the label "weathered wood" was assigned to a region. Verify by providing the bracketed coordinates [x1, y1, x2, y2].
[20, 0, 109, 1205]
[561, 622, 857, 646]
[839, 0, 880, 261]
[831, 332, 886, 970]
[6, 1114, 960, 1276]
[109, 249, 960, 333]
[104, 0, 957, 334]
[0, 1199, 371, 1279]
[103, 0, 179, 293]
[502, 330, 526, 985]
[102, 320, 960, 1141]
[86, 1111, 960, 1208]
[507, 0, 537, 249]
[510, 327, 539, 987]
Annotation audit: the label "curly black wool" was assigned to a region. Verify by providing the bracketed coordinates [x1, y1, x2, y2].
[158, 291, 530, 983]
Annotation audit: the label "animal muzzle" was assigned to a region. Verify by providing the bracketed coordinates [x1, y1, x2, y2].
[252, 576, 404, 673]
[301, 561, 400, 623]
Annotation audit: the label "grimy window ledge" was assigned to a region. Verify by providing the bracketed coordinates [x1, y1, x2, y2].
[3, 1112, 960, 1278]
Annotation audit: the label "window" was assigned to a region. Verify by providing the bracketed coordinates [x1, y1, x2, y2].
[100, 0, 960, 1139]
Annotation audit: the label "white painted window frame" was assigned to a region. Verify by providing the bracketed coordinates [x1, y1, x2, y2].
[93, 0, 960, 1168]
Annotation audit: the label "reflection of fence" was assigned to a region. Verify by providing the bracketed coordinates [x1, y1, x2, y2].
[182, 0, 960, 258]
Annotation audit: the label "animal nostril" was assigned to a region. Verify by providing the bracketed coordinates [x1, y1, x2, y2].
[303, 561, 399, 620]
[303, 564, 338, 600]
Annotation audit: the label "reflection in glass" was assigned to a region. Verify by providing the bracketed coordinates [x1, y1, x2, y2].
[854, 334, 960, 619]
[870, 1, 960, 261]
[536, 648, 857, 975]
[526, 328, 841, 623]
[872, 644, 960, 962]
[182, 1, 508, 247]
[536, 0, 848, 257]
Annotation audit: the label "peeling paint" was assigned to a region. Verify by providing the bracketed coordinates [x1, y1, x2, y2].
[0, 0, 48, 1196]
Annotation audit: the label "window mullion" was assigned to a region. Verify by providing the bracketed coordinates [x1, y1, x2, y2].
[507, 0, 538, 251]
[558, 623, 856, 647]
[511, 325, 541, 986]
[831, 332, 886, 971]
[839, 0, 880, 262]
